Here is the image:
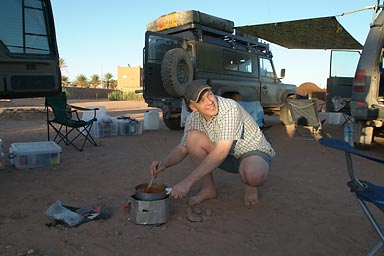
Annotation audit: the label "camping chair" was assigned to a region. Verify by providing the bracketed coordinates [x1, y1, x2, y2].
[45, 92, 99, 151]
[319, 138, 384, 256]
[287, 99, 324, 140]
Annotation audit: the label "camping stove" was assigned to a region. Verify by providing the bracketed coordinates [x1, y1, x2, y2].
[128, 195, 170, 225]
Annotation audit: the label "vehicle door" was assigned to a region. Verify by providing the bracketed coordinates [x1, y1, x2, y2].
[326, 50, 360, 112]
[143, 31, 184, 101]
[259, 57, 280, 107]
[0, 0, 61, 99]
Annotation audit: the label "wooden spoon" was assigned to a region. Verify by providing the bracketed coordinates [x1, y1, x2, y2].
[145, 175, 155, 192]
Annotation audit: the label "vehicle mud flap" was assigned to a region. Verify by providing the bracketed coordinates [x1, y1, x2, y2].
[163, 109, 183, 130]
[161, 48, 193, 97]
[280, 103, 293, 126]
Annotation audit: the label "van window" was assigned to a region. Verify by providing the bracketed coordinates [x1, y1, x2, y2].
[239, 55, 252, 73]
[0, 0, 51, 55]
[260, 58, 275, 78]
[330, 50, 360, 77]
[223, 50, 252, 73]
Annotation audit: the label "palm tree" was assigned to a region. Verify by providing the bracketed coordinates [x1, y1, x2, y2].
[61, 75, 70, 86]
[73, 74, 89, 88]
[59, 58, 68, 71]
[59, 58, 69, 87]
[90, 74, 100, 89]
[103, 73, 113, 89]
[110, 80, 118, 89]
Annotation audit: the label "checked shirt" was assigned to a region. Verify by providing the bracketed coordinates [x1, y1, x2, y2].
[180, 96, 275, 159]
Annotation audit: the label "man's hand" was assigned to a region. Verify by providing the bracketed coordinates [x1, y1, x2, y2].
[170, 179, 192, 199]
[149, 161, 166, 176]
[149, 144, 188, 177]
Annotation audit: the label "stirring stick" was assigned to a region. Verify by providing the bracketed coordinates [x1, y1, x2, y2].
[146, 175, 155, 192]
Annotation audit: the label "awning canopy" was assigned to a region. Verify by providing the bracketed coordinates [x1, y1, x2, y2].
[236, 16, 363, 50]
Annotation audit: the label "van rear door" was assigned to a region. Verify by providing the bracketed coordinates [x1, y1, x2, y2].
[143, 31, 184, 103]
[0, 0, 61, 99]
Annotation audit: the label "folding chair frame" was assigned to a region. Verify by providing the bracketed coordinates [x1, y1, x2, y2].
[45, 93, 99, 151]
[331, 96, 353, 127]
[319, 138, 384, 256]
[287, 99, 323, 140]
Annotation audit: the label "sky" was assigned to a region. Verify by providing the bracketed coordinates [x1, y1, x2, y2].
[51, 0, 376, 88]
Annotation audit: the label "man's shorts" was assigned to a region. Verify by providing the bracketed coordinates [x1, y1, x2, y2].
[218, 150, 272, 174]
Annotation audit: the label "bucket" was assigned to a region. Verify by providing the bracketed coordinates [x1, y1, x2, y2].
[144, 110, 159, 130]
[129, 195, 170, 225]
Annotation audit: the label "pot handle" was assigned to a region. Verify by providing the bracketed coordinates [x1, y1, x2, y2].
[165, 187, 172, 195]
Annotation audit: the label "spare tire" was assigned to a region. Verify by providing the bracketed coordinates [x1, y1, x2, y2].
[161, 48, 193, 97]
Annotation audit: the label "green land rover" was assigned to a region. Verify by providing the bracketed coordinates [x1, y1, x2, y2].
[143, 10, 297, 130]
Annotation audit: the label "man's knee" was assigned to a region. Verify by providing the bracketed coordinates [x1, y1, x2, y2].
[186, 130, 212, 148]
[186, 130, 203, 143]
[239, 156, 269, 186]
[242, 168, 268, 186]
[185, 131, 215, 165]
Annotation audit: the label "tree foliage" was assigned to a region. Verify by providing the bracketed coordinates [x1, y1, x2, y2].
[90, 74, 100, 88]
[60, 58, 118, 88]
[73, 74, 89, 88]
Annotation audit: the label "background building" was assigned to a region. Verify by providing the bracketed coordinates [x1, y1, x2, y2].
[117, 65, 142, 92]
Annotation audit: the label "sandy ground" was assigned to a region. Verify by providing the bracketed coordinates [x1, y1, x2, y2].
[0, 98, 384, 256]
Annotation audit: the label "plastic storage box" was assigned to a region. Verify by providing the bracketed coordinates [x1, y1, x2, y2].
[116, 118, 143, 136]
[90, 116, 118, 138]
[10, 141, 62, 169]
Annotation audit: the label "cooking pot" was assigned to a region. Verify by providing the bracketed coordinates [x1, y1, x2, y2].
[134, 183, 170, 201]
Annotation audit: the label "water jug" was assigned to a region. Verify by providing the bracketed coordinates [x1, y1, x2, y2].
[144, 110, 159, 130]
[344, 121, 354, 147]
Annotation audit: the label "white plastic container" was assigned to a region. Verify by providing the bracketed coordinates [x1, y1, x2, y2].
[81, 106, 106, 121]
[91, 116, 118, 137]
[144, 110, 159, 130]
[117, 119, 143, 136]
[0, 139, 4, 169]
[10, 141, 62, 169]
[344, 121, 354, 147]
[327, 112, 344, 125]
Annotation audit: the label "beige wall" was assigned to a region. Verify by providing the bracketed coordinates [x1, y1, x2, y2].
[117, 66, 142, 91]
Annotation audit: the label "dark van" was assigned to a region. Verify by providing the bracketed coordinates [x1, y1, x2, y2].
[0, 0, 61, 99]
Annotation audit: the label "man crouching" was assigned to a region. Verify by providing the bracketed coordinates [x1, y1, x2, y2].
[149, 79, 275, 206]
